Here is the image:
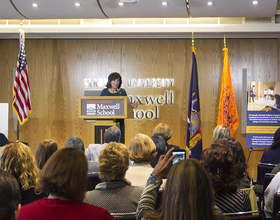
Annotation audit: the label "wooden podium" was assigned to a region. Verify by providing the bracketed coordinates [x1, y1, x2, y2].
[78, 96, 134, 144]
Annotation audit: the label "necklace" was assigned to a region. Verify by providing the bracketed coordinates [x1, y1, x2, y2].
[109, 88, 119, 93]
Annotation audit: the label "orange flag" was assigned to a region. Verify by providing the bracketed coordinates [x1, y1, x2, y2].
[217, 47, 239, 137]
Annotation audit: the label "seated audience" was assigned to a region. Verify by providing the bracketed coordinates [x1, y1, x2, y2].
[35, 139, 58, 169]
[136, 149, 226, 220]
[217, 137, 250, 189]
[0, 133, 9, 147]
[0, 170, 21, 220]
[212, 125, 230, 144]
[18, 147, 114, 220]
[264, 171, 280, 219]
[150, 135, 167, 168]
[260, 127, 280, 164]
[85, 126, 121, 162]
[152, 123, 180, 151]
[126, 133, 157, 187]
[85, 142, 143, 215]
[201, 143, 251, 214]
[65, 136, 99, 173]
[0, 142, 46, 206]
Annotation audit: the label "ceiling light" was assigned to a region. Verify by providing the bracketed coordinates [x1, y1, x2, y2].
[32, 3, 38, 7]
[74, 2, 81, 7]
[118, 2, 124, 6]
[162, 2, 168, 6]
[252, 1, 258, 5]
[207, 1, 213, 6]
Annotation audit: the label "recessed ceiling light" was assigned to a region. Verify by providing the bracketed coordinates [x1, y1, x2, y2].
[252, 0, 258, 5]
[207, 1, 213, 6]
[118, 2, 124, 6]
[32, 3, 38, 7]
[75, 2, 81, 7]
[162, 2, 168, 6]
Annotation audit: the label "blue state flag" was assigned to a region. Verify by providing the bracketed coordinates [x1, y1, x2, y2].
[186, 47, 202, 159]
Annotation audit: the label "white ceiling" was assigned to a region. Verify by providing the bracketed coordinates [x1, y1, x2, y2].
[0, 0, 278, 20]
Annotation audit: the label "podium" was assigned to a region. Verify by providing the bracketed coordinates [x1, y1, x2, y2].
[78, 96, 134, 144]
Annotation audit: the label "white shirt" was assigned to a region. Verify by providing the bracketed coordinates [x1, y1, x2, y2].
[85, 143, 108, 162]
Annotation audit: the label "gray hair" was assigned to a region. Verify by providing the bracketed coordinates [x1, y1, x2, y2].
[65, 136, 84, 152]
[151, 135, 166, 155]
[104, 126, 121, 143]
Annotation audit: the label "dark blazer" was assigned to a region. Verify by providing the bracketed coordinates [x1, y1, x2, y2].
[261, 148, 280, 165]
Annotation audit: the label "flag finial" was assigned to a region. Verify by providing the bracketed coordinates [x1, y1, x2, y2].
[19, 20, 24, 33]
[192, 32, 194, 47]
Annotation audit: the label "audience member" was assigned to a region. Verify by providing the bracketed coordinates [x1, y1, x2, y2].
[0, 142, 45, 206]
[264, 170, 280, 219]
[201, 143, 251, 214]
[126, 133, 157, 187]
[212, 125, 230, 144]
[217, 137, 250, 189]
[65, 136, 99, 173]
[136, 149, 226, 220]
[0, 170, 21, 220]
[150, 135, 167, 168]
[85, 126, 121, 162]
[18, 147, 114, 220]
[0, 133, 9, 147]
[85, 142, 143, 215]
[35, 139, 58, 170]
[260, 127, 280, 164]
[152, 123, 180, 151]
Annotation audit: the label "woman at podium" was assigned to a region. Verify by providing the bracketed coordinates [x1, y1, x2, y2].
[101, 72, 137, 144]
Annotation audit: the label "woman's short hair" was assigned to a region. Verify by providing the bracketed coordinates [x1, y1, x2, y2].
[106, 72, 122, 89]
[155, 159, 217, 220]
[129, 134, 157, 163]
[212, 125, 230, 144]
[217, 137, 248, 179]
[35, 139, 58, 169]
[98, 142, 129, 181]
[269, 127, 280, 150]
[36, 147, 88, 202]
[201, 143, 237, 194]
[0, 142, 39, 191]
[152, 123, 172, 141]
[104, 126, 121, 143]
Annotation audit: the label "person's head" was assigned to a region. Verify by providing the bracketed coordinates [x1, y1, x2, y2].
[65, 136, 84, 152]
[0, 170, 21, 220]
[35, 139, 58, 169]
[152, 123, 172, 141]
[0, 133, 9, 147]
[269, 94, 274, 100]
[106, 72, 122, 89]
[104, 126, 121, 143]
[269, 127, 280, 150]
[98, 142, 129, 181]
[158, 159, 216, 220]
[212, 125, 230, 144]
[201, 143, 237, 194]
[252, 85, 255, 88]
[273, 94, 280, 105]
[151, 135, 166, 156]
[217, 137, 248, 179]
[36, 147, 88, 202]
[129, 133, 157, 163]
[0, 142, 38, 191]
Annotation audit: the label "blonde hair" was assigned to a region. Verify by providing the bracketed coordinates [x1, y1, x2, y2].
[212, 125, 230, 144]
[129, 134, 157, 163]
[98, 142, 129, 181]
[0, 142, 39, 191]
[152, 123, 172, 141]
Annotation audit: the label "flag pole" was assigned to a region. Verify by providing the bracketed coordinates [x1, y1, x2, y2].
[192, 32, 194, 47]
[224, 35, 226, 48]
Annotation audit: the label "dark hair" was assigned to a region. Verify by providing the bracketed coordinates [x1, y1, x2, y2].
[269, 127, 280, 150]
[150, 135, 167, 168]
[104, 126, 121, 143]
[0, 170, 21, 220]
[106, 72, 122, 89]
[65, 136, 84, 152]
[146, 159, 221, 220]
[217, 137, 248, 179]
[273, 94, 280, 109]
[201, 143, 237, 194]
[36, 139, 58, 169]
[36, 147, 88, 202]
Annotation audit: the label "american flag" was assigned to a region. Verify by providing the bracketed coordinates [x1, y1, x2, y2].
[12, 31, 32, 125]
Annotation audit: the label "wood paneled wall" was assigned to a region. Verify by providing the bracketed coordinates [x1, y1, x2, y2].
[0, 38, 279, 179]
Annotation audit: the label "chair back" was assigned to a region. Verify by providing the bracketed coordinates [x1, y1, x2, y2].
[273, 193, 280, 220]
[113, 213, 136, 220]
[263, 173, 276, 192]
[256, 163, 277, 185]
[224, 211, 261, 220]
[87, 173, 101, 191]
